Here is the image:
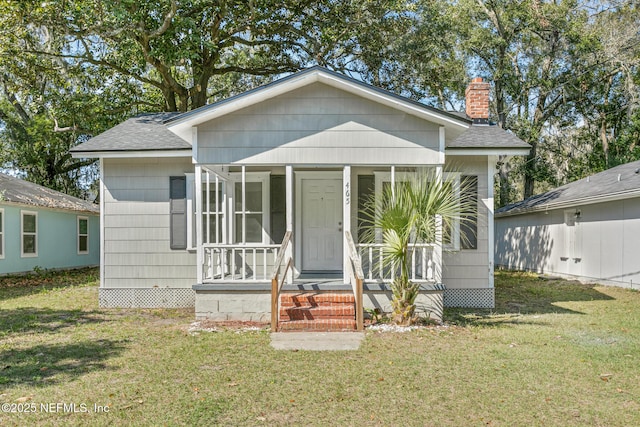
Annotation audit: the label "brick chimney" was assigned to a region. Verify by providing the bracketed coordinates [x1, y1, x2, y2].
[465, 77, 490, 124]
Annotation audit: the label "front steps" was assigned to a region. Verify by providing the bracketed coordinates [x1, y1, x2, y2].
[278, 292, 357, 331]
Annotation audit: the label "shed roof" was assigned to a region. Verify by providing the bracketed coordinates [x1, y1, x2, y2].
[0, 173, 99, 213]
[70, 112, 189, 154]
[496, 159, 640, 217]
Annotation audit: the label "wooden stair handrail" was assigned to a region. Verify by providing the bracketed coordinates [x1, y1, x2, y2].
[271, 231, 292, 332]
[345, 231, 364, 331]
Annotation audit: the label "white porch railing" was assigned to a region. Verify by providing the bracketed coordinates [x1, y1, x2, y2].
[356, 243, 437, 283]
[203, 243, 281, 282]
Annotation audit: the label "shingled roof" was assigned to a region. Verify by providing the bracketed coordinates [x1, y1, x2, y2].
[496, 159, 640, 217]
[0, 174, 99, 213]
[70, 112, 190, 154]
[447, 124, 531, 149]
[70, 69, 529, 155]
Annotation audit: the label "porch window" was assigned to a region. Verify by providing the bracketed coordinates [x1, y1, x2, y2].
[203, 179, 224, 244]
[193, 170, 271, 246]
[371, 170, 466, 250]
[460, 175, 478, 250]
[235, 181, 263, 243]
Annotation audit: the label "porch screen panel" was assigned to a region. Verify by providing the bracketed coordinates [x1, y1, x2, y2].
[357, 175, 375, 242]
[270, 175, 286, 244]
[235, 182, 262, 243]
[202, 178, 224, 244]
[460, 175, 478, 250]
[169, 176, 187, 250]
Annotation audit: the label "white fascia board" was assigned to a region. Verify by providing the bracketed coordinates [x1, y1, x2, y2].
[167, 73, 320, 141]
[166, 69, 470, 141]
[446, 148, 530, 156]
[70, 150, 192, 159]
[496, 189, 640, 218]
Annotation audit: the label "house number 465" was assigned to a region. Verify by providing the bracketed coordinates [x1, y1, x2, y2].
[345, 182, 350, 205]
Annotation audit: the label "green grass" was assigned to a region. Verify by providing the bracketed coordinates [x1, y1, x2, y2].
[1, 268, 639, 426]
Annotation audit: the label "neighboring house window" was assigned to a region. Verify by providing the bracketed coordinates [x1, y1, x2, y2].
[460, 175, 478, 250]
[169, 176, 187, 250]
[0, 208, 4, 259]
[21, 211, 37, 257]
[77, 216, 89, 254]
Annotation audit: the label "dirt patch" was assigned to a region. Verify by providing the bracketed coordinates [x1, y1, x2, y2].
[187, 319, 270, 334]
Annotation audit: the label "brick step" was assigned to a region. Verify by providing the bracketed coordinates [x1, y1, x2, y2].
[280, 292, 355, 307]
[279, 305, 356, 321]
[278, 319, 357, 332]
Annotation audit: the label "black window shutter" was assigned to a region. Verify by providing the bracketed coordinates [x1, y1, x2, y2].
[460, 175, 478, 250]
[170, 176, 187, 250]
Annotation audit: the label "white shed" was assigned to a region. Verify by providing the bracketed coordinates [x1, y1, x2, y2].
[495, 160, 640, 289]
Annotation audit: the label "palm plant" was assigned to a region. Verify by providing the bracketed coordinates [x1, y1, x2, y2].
[361, 170, 476, 325]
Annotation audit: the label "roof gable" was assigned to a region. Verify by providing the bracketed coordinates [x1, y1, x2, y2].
[166, 66, 471, 142]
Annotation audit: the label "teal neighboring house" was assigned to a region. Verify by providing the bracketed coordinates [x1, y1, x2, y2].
[0, 173, 100, 275]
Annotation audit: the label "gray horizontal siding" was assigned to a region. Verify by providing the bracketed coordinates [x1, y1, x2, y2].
[101, 279, 195, 288]
[196, 82, 441, 165]
[105, 253, 196, 266]
[104, 265, 195, 279]
[442, 157, 490, 289]
[102, 158, 196, 289]
[105, 227, 167, 241]
[103, 214, 168, 228]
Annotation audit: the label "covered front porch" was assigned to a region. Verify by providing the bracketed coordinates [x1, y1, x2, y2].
[192, 164, 445, 331]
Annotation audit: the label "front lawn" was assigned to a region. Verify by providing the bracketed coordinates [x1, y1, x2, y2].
[0, 268, 638, 426]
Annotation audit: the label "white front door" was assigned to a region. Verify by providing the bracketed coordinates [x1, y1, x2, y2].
[300, 178, 343, 271]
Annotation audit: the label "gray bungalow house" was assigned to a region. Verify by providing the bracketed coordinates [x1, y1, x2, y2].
[0, 173, 99, 275]
[71, 67, 529, 330]
[495, 159, 640, 288]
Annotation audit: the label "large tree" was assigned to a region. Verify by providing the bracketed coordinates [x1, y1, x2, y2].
[0, 0, 414, 193]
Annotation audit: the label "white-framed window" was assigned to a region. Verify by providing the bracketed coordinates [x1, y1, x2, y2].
[77, 216, 89, 254]
[0, 208, 4, 259]
[233, 175, 270, 243]
[21, 210, 38, 257]
[372, 170, 463, 250]
[191, 170, 271, 246]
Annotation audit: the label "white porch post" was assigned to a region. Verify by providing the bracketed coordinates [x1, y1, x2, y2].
[241, 165, 246, 243]
[195, 165, 203, 284]
[390, 165, 396, 201]
[343, 165, 351, 284]
[487, 155, 498, 288]
[99, 158, 105, 288]
[434, 166, 443, 283]
[285, 165, 294, 284]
